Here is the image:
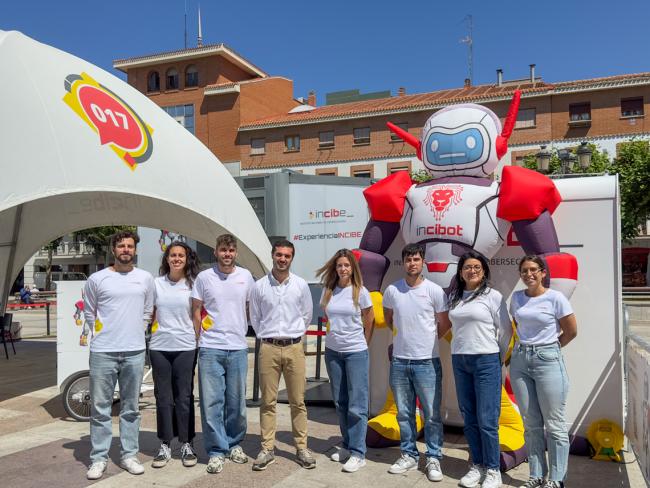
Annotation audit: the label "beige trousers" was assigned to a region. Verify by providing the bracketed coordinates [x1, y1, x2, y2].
[258, 341, 307, 450]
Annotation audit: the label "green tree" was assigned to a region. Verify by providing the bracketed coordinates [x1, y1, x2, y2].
[609, 141, 650, 240]
[43, 236, 64, 291]
[73, 226, 137, 266]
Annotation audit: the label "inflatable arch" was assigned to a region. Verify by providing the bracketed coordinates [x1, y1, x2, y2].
[0, 30, 271, 306]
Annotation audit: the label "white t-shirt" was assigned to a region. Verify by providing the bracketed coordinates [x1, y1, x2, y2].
[448, 288, 512, 357]
[83, 267, 154, 353]
[382, 278, 447, 359]
[150, 276, 196, 351]
[250, 272, 313, 339]
[191, 266, 255, 350]
[323, 285, 372, 353]
[509, 288, 573, 345]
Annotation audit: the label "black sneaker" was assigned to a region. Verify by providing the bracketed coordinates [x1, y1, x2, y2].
[181, 442, 198, 467]
[152, 443, 172, 468]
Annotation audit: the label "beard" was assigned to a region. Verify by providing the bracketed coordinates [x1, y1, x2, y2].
[116, 254, 134, 265]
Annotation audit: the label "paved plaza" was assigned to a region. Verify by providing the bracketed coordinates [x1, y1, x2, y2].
[0, 336, 647, 488]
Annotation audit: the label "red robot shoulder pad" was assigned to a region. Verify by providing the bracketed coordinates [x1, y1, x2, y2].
[497, 166, 562, 221]
[363, 171, 413, 222]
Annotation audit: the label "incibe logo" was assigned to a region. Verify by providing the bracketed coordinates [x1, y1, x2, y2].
[309, 208, 348, 219]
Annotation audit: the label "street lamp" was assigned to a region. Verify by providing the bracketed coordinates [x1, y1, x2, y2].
[535, 145, 552, 173]
[577, 141, 593, 169]
[535, 141, 592, 175]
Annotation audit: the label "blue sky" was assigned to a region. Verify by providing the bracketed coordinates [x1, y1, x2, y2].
[3, 0, 649, 104]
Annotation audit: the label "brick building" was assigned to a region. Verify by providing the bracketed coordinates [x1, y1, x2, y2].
[114, 48, 649, 179]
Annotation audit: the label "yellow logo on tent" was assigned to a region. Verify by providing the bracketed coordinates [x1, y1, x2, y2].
[62, 72, 154, 170]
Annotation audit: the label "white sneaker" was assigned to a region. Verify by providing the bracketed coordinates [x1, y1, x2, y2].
[342, 455, 366, 473]
[425, 457, 443, 481]
[330, 447, 351, 462]
[388, 454, 418, 474]
[207, 456, 225, 474]
[481, 468, 502, 488]
[120, 457, 145, 475]
[86, 461, 107, 480]
[460, 464, 484, 487]
[229, 445, 248, 464]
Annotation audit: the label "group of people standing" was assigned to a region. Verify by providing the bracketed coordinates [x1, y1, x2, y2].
[82, 230, 577, 488]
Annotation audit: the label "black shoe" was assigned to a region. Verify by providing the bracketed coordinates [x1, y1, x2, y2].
[181, 442, 197, 467]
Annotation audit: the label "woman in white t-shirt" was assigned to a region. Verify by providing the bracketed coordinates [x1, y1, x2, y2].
[509, 255, 577, 488]
[317, 249, 374, 474]
[150, 241, 200, 469]
[447, 251, 511, 488]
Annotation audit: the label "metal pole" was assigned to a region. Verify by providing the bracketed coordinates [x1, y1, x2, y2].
[315, 317, 323, 380]
[246, 338, 262, 407]
[46, 302, 51, 336]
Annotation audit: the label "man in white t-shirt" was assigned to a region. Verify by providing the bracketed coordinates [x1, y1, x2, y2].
[84, 230, 155, 481]
[191, 234, 255, 475]
[249, 240, 314, 471]
[383, 243, 451, 482]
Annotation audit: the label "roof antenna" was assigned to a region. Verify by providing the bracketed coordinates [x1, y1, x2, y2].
[460, 15, 473, 86]
[197, 4, 203, 47]
[184, 0, 188, 49]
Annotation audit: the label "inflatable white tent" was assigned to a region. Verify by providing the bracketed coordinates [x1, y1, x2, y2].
[0, 30, 272, 304]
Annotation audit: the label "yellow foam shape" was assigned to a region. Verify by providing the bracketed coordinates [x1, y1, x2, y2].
[202, 315, 214, 331]
[367, 388, 424, 441]
[370, 291, 386, 328]
[151, 321, 159, 334]
[498, 386, 525, 451]
[94, 319, 103, 332]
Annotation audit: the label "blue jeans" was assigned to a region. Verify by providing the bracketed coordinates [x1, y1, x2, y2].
[390, 357, 444, 460]
[89, 350, 145, 463]
[452, 353, 502, 470]
[198, 347, 248, 457]
[325, 348, 369, 457]
[510, 342, 569, 482]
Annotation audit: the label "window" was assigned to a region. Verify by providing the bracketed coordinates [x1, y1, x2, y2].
[387, 161, 412, 174]
[251, 138, 266, 155]
[569, 103, 591, 122]
[353, 127, 371, 144]
[621, 98, 644, 118]
[351, 164, 373, 178]
[316, 167, 338, 176]
[166, 68, 179, 90]
[390, 122, 408, 141]
[147, 71, 160, 92]
[162, 104, 194, 134]
[285, 135, 300, 152]
[185, 65, 199, 88]
[319, 131, 335, 147]
[515, 108, 536, 129]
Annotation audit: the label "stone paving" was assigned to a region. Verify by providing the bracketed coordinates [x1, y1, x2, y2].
[0, 338, 647, 487]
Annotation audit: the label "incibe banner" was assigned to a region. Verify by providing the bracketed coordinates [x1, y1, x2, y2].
[289, 183, 369, 283]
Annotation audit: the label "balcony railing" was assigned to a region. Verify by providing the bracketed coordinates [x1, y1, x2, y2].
[37, 242, 94, 257]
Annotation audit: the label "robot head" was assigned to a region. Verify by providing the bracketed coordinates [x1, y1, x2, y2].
[388, 90, 520, 177]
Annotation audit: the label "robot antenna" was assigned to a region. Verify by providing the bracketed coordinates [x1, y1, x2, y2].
[496, 90, 521, 160]
[387, 122, 422, 160]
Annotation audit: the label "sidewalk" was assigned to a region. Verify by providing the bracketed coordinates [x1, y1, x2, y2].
[0, 339, 646, 487]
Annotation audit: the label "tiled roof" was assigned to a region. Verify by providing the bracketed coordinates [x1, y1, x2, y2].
[113, 43, 268, 77]
[240, 72, 650, 131]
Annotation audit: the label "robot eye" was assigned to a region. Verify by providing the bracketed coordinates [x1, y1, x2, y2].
[430, 138, 439, 153]
[466, 135, 476, 149]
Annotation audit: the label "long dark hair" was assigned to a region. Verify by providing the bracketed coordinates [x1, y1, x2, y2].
[159, 241, 200, 289]
[448, 251, 491, 309]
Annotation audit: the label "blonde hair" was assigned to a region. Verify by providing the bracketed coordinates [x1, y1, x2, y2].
[316, 249, 363, 309]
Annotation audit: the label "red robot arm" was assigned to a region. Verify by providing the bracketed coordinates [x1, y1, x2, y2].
[497, 166, 561, 221]
[363, 171, 413, 222]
